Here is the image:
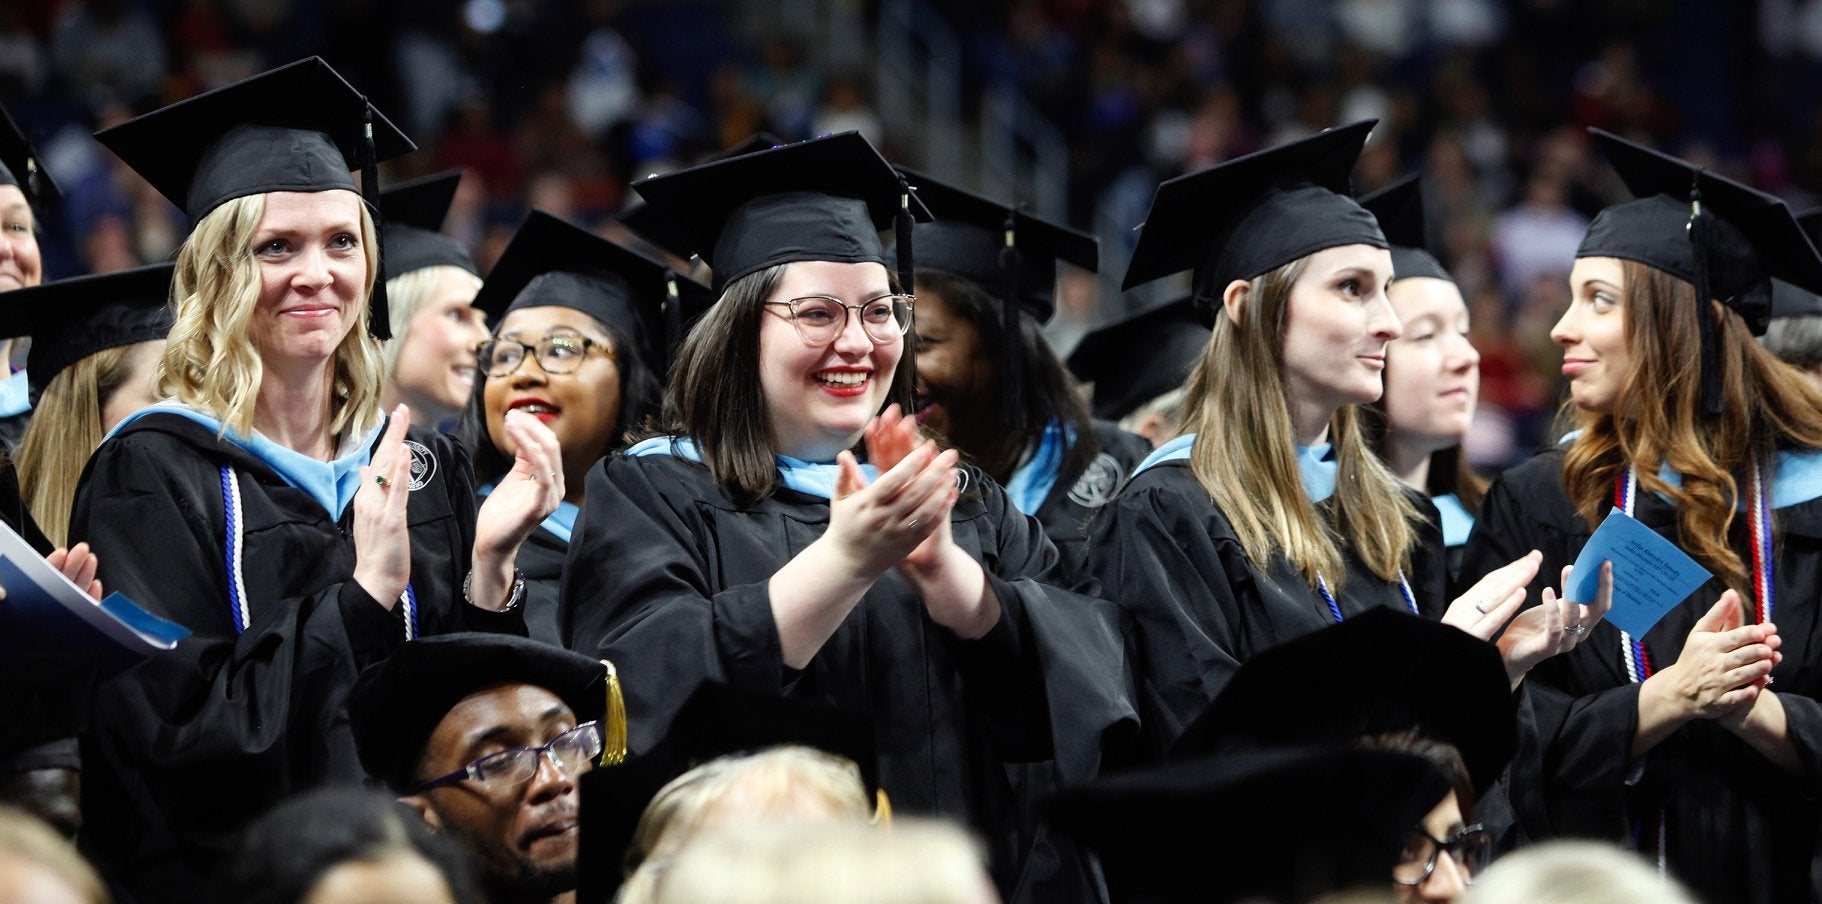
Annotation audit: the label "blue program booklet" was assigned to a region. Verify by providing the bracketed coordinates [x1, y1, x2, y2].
[1569, 509, 1713, 638]
[0, 520, 187, 662]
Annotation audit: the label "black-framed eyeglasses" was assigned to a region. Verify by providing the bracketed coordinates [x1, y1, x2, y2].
[412, 721, 604, 794]
[477, 331, 613, 378]
[762, 294, 914, 346]
[1392, 823, 1490, 887]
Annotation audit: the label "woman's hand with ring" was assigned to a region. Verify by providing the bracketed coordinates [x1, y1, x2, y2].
[1443, 549, 1541, 639]
[1495, 561, 1614, 688]
[353, 405, 414, 607]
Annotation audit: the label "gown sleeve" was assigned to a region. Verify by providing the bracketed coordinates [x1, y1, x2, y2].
[559, 455, 789, 753]
[561, 456, 1137, 774]
[1459, 460, 1640, 839]
[953, 474, 1139, 775]
[67, 431, 408, 891]
[425, 429, 526, 637]
[1082, 470, 1254, 756]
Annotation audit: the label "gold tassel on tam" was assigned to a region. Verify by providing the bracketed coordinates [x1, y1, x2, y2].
[871, 789, 893, 827]
[598, 659, 628, 766]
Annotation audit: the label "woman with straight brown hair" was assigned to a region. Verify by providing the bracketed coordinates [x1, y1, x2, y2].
[1087, 123, 1589, 756]
[1460, 132, 1822, 903]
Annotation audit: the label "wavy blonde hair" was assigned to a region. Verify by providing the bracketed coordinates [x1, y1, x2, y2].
[16, 347, 137, 546]
[158, 192, 384, 439]
[1178, 256, 1422, 589]
[1562, 260, 1822, 595]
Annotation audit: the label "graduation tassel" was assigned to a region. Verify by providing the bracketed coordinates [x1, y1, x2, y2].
[895, 177, 918, 410]
[662, 270, 685, 369]
[895, 176, 916, 299]
[25, 156, 45, 207]
[360, 101, 393, 341]
[598, 658, 628, 767]
[1687, 176, 1722, 415]
[999, 211, 1026, 429]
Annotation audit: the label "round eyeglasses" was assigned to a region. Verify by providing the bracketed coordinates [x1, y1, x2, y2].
[1392, 823, 1490, 887]
[762, 294, 914, 346]
[412, 721, 605, 794]
[477, 332, 613, 378]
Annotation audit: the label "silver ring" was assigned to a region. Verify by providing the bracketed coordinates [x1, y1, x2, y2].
[908, 518, 920, 529]
[1564, 624, 1588, 636]
[1472, 601, 1488, 615]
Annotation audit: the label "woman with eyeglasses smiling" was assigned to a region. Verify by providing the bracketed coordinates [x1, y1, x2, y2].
[562, 133, 1130, 904]
[460, 212, 698, 644]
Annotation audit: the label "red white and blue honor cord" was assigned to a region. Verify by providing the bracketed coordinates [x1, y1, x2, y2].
[1614, 460, 1773, 874]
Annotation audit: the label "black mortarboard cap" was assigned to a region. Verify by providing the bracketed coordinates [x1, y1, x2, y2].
[629, 132, 932, 295]
[93, 57, 413, 223]
[576, 681, 878, 904]
[348, 633, 612, 793]
[1360, 174, 1453, 283]
[0, 106, 60, 210]
[1771, 209, 1822, 320]
[616, 133, 788, 265]
[1122, 121, 1386, 311]
[1169, 608, 1516, 795]
[95, 58, 415, 341]
[1048, 746, 1449, 904]
[471, 211, 711, 371]
[0, 738, 80, 774]
[1577, 129, 1822, 411]
[1066, 295, 1211, 421]
[886, 166, 1099, 425]
[888, 167, 1099, 322]
[379, 171, 476, 277]
[0, 264, 174, 405]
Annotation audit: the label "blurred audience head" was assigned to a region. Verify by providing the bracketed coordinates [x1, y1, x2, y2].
[647, 818, 997, 904]
[1457, 840, 1699, 904]
[618, 745, 873, 903]
[213, 787, 478, 904]
[0, 806, 107, 904]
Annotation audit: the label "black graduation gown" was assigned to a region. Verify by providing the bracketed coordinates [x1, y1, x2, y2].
[1032, 420, 1152, 579]
[0, 450, 89, 762]
[1460, 448, 1822, 903]
[68, 413, 523, 902]
[513, 522, 567, 646]
[1084, 459, 1449, 756]
[0, 410, 30, 454]
[560, 452, 1138, 903]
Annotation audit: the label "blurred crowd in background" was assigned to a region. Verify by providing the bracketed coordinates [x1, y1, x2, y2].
[11, 0, 1822, 467]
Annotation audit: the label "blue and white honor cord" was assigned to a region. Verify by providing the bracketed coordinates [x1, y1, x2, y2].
[1315, 570, 1419, 623]
[221, 465, 418, 639]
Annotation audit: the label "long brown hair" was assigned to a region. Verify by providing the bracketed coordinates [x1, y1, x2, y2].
[662, 264, 917, 506]
[1561, 260, 1822, 593]
[1178, 257, 1423, 589]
